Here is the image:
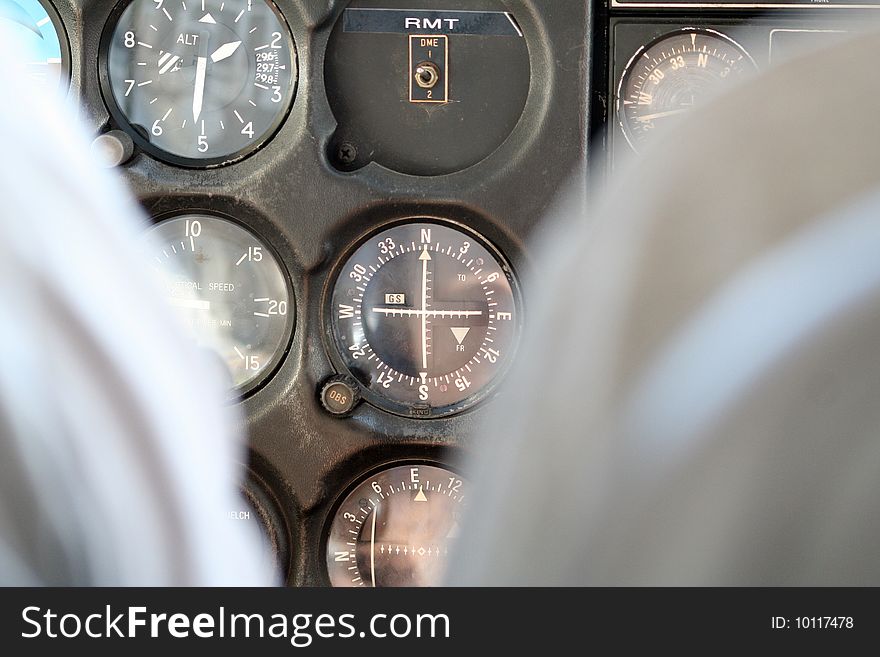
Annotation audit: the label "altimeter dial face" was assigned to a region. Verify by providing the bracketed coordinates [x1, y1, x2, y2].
[617, 28, 756, 152]
[101, 0, 296, 167]
[329, 221, 521, 418]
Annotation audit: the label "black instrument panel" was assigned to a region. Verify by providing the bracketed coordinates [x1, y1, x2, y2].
[35, 0, 868, 586]
[45, 0, 590, 585]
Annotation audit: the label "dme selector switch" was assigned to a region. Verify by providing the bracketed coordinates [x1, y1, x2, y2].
[325, 0, 530, 175]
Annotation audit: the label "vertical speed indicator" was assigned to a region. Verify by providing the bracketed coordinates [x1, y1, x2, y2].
[100, 0, 297, 167]
[146, 214, 294, 396]
[328, 221, 521, 418]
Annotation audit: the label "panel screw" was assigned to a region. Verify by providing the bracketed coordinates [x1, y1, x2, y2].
[337, 142, 357, 165]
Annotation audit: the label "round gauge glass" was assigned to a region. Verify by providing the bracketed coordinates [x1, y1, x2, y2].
[101, 0, 297, 167]
[325, 463, 468, 587]
[0, 0, 69, 93]
[617, 28, 756, 152]
[145, 214, 294, 396]
[328, 221, 521, 418]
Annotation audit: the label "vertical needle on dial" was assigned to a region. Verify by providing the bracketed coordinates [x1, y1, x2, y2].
[370, 504, 378, 588]
[193, 55, 207, 121]
[419, 246, 431, 370]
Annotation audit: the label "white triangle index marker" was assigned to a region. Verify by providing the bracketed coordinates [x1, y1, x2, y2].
[450, 327, 470, 344]
[414, 487, 428, 503]
[199, 13, 216, 23]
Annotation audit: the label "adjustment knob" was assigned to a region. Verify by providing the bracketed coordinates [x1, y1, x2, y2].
[90, 130, 135, 168]
[319, 376, 361, 417]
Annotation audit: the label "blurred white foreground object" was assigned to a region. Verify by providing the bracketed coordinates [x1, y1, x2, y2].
[454, 28, 880, 586]
[0, 25, 272, 586]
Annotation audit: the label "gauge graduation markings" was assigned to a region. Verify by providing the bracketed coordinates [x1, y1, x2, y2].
[341, 244, 492, 384]
[16, 0, 69, 94]
[617, 29, 756, 153]
[370, 308, 484, 317]
[331, 223, 519, 417]
[325, 464, 468, 587]
[145, 215, 293, 395]
[104, 0, 296, 165]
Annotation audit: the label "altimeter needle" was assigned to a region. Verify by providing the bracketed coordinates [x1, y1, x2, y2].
[211, 40, 241, 63]
[194, 40, 241, 122]
[192, 55, 207, 122]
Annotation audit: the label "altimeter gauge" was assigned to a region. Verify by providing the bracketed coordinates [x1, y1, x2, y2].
[328, 221, 521, 418]
[100, 0, 297, 167]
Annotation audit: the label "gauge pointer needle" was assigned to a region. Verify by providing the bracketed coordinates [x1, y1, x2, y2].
[211, 40, 242, 63]
[193, 55, 207, 122]
[370, 505, 378, 588]
[420, 247, 431, 371]
[635, 108, 690, 122]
